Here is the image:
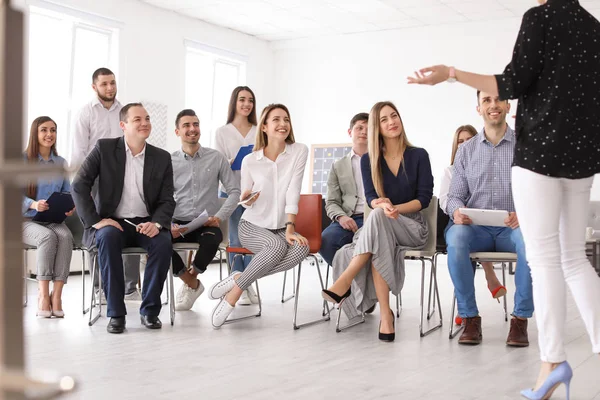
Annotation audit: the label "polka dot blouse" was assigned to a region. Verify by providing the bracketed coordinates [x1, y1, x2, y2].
[495, 0, 600, 179]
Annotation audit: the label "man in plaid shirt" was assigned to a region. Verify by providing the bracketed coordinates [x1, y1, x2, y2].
[445, 90, 533, 347]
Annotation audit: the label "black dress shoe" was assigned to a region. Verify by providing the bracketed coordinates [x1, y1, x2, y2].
[140, 315, 162, 329]
[321, 287, 351, 304]
[379, 310, 395, 342]
[107, 317, 126, 334]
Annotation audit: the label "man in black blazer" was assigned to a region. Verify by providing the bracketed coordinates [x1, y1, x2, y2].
[72, 102, 175, 334]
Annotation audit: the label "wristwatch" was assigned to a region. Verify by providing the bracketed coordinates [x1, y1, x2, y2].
[154, 222, 162, 230]
[447, 66, 457, 83]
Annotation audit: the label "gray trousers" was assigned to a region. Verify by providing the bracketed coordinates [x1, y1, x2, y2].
[23, 221, 73, 282]
[333, 208, 428, 319]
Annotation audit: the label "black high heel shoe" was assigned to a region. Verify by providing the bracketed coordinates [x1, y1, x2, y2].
[321, 287, 351, 304]
[379, 310, 395, 342]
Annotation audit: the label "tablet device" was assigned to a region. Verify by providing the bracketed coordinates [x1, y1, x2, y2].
[458, 208, 509, 227]
[32, 192, 75, 224]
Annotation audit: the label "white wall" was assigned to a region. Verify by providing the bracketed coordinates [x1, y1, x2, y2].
[271, 18, 600, 199]
[18, 0, 274, 153]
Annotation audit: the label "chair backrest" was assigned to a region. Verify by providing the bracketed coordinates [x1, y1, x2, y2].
[421, 196, 438, 254]
[64, 210, 85, 248]
[363, 196, 438, 254]
[436, 206, 450, 250]
[218, 197, 229, 246]
[295, 194, 322, 254]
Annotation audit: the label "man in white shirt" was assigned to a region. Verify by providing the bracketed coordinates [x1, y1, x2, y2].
[70, 67, 140, 300]
[321, 113, 368, 266]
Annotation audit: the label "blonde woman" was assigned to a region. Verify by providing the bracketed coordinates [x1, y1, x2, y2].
[209, 104, 309, 328]
[440, 125, 507, 313]
[323, 101, 433, 342]
[215, 86, 259, 305]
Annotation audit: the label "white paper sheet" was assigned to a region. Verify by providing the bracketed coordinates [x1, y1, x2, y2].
[179, 210, 209, 234]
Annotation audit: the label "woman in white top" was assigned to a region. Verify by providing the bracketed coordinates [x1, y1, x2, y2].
[208, 104, 310, 328]
[214, 86, 258, 305]
[440, 125, 506, 310]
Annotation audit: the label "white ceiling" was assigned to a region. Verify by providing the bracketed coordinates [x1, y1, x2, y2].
[139, 0, 600, 42]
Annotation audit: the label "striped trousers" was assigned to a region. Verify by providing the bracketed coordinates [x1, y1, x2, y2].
[237, 219, 309, 290]
[22, 221, 73, 282]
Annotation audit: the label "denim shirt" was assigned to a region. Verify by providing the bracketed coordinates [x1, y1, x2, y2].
[22, 153, 71, 217]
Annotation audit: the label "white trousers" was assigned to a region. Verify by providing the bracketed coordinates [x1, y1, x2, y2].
[512, 166, 600, 362]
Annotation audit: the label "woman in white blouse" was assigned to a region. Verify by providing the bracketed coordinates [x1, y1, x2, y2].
[440, 124, 506, 312]
[214, 86, 258, 305]
[208, 103, 310, 328]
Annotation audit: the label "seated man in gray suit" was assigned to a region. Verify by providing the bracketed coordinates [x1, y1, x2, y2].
[320, 113, 368, 266]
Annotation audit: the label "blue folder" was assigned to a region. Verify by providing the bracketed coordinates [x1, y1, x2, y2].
[32, 192, 75, 224]
[231, 145, 254, 171]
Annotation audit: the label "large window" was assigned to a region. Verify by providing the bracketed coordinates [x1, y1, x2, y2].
[185, 41, 247, 148]
[27, 5, 118, 159]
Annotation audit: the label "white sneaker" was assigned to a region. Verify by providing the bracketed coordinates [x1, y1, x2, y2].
[124, 289, 142, 302]
[208, 272, 240, 300]
[175, 279, 205, 311]
[211, 298, 234, 329]
[247, 285, 260, 304]
[95, 289, 107, 305]
[238, 290, 252, 306]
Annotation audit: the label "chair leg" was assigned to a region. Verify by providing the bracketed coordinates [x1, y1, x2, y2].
[168, 266, 175, 326]
[396, 293, 401, 317]
[427, 253, 439, 320]
[502, 262, 508, 322]
[82, 250, 89, 314]
[335, 307, 365, 333]
[292, 255, 331, 330]
[449, 294, 464, 339]
[281, 267, 296, 303]
[88, 253, 102, 326]
[420, 258, 443, 337]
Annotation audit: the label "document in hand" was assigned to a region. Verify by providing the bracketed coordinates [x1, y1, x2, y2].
[32, 192, 75, 224]
[458, 208, 509, 227]
[179, 210, 209, 234]
[231, 145, 254, 171]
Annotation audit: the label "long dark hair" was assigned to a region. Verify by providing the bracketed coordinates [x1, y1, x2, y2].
[226, 86, 257, 125]
[26, 116, 58, 199]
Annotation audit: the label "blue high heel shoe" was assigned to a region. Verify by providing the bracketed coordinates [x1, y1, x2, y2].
[520, 361, 573, 400]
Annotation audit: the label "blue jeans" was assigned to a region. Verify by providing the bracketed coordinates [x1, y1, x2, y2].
[319, 215, 364, 266]
[445, 223, 533, 319]
[95, 217, 172, 318]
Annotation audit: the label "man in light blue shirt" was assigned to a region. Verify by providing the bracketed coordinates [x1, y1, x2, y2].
[445, 91, 533, 347]
[170, 109, 240, 311]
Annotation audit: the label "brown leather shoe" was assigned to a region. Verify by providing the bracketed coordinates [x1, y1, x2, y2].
[458, 316, 482, 345]
[506, 317, 529, 347]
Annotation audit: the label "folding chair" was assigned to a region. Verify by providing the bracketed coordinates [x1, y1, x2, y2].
[448, 252, 514, 339]
[226, 194, 331, 329]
